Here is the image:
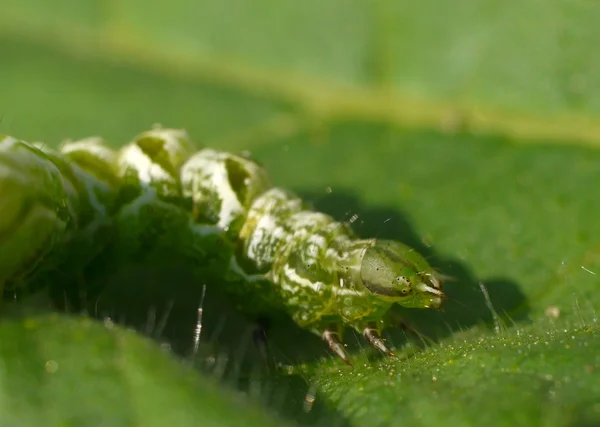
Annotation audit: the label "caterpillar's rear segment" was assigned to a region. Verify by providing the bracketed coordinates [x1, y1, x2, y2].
[0, 136, 71, 295]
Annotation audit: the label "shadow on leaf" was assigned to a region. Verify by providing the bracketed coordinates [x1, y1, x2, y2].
[75, 188, 529, 427]
[299, 188, 531, 344]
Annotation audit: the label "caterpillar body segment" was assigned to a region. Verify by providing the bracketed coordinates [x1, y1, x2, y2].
[1, 136, 122, 303]
[117, 128, 194, 205]
[38, 140, 119, 274]
[180, 148, 271, 238]
[0, 135, 71, 293]
[107, 129, 256, 283]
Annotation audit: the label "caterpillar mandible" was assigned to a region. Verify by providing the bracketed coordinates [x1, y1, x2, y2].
[0, 127, 446, 363]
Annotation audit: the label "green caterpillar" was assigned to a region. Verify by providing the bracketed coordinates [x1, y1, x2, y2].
[0, 127, 446, 363]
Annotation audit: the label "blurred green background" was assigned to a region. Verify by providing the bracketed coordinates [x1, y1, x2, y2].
[2, 1, 600, 426]
[3, 0, 600, 145]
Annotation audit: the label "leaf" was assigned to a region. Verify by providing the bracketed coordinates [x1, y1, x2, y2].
[0, 313, 290, 427]
[2, 2, 600, 426]
[314, 325, 600, 427]
[3, 0, 600, 143]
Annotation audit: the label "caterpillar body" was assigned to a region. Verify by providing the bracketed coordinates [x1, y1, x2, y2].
[0, 127, 446, 363]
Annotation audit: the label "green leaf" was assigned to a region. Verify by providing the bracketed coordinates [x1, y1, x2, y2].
[314, 325, 600, 427]
[2, 2, 600, 426]
[0, 313, 290, 427]
[3, 0, 600, 144]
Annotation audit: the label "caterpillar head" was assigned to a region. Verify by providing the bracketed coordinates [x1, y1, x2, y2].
[360, 240, 446, 309]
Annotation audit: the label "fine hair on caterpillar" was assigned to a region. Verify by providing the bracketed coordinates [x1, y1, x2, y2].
[0, 126, 448, 365]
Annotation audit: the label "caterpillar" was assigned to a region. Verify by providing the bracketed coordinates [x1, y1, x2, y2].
[0, 127, 446, 363]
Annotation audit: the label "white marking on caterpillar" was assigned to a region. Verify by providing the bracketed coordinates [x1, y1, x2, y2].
[282, 264, 324, 293]
[61, 138, 116, 164]
[119, 144, 173, 186]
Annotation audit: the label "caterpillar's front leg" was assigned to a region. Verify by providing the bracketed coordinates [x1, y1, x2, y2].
[321, 325, 351, 366]
[358, 321, 396, 358]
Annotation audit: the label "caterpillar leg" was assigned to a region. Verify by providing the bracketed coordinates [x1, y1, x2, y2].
[322, 327, 351, 366]
[362, 322, 395, 358]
